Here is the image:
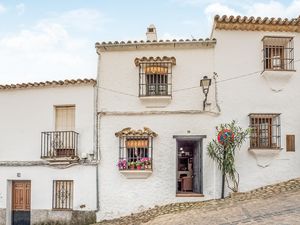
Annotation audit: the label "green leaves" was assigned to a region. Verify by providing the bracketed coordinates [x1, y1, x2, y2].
[207, 121, 250, 192]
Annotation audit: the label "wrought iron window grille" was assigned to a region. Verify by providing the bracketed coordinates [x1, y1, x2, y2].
[118, 135, 154, 170]
[249, 113, 281, 149]
[138, 62, 173, 97]
[262, 36, 294, 71]
[53, 180, 73, 210]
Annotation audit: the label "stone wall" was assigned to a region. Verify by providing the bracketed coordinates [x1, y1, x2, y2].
[31, 210, 96, 225]
[0, 209, 5, 225]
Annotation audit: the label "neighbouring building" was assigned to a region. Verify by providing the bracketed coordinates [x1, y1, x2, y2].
[0, 79, 98, 225]
[95, 15, 300, 221]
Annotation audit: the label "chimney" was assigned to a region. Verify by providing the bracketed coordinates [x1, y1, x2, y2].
[146, 24, 157, 41]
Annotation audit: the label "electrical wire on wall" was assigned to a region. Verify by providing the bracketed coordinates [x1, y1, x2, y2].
[98, 58, 300, 98]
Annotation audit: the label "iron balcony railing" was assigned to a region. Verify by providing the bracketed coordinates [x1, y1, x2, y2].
[41, 131, 79, 159]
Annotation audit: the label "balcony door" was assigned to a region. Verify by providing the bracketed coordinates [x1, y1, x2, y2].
[12, 181, 31, 225]
[54, 106, 75, 157]
[55, 106, 75, 131]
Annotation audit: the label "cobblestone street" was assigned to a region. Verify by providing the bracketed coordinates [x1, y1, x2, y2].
[144, 185, 300, 225]
[95, 178, 300, 225]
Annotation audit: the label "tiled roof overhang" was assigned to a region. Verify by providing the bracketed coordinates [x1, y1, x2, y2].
[115, 127, 158, 137]
[134, 56, 176, 66]
[214, 15, 300, 32]
[0, 78, 96, 91]
[95, 38, 216, 53]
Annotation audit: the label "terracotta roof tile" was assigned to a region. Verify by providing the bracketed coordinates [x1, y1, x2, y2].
[0, 78, 96, 91]
[214, 15, 300, 32]
[95, 38, 216, 52]
[115, 127, 158, 137]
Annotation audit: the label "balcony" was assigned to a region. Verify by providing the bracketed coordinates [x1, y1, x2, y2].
[41, 131, 79, 162]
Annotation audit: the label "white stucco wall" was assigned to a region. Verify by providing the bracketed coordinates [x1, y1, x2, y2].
[0, 84, 98, 224]
[97, 30, 300, 220]
[0, 85, 95, 160]
[0, 166, 97, 211]
[212, 29, 300, 191]
[97, 47, 218, 220]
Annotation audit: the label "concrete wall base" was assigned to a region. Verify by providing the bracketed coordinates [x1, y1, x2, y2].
[0, 209, 96, 225]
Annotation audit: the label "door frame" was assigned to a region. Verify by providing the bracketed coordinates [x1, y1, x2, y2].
[11, 180, 31, 225]
[173, 135, 206, 195]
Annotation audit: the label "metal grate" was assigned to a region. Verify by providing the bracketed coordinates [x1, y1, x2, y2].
[249, 113, 281, 149]
[41, 131, 79, 158]
[53, 180, 73, 210]
[262, 36, 294, 71]
[138, 62, 172, 97]
[118, 135, 153, 170]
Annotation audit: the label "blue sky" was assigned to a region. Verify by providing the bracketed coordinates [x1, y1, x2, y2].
[0, 0, 299, 83]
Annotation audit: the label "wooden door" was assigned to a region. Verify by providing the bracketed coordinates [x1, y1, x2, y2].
[12, 181, 31, 225]
[193, 141, 202, 194]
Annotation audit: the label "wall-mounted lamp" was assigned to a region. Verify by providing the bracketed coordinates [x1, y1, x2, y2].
[200, 76, 212, 111]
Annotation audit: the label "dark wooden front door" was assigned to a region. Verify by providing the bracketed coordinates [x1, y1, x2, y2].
[12, 181, 31, 225]
[193, 141, 202, 194]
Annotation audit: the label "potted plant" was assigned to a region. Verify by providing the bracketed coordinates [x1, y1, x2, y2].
[117, 159, 127, 170]
[136, 160, 142, 170]
[129, 161, 136, 170]
[141, 157, 151, 170]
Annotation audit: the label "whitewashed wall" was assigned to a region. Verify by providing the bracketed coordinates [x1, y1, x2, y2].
[0, 85, 95, 160]
[97, 47, 217, 220]
[213, 30, 300, 192]
[0, 85, 98, 224]
[0, 166, 97, 211]
[97, 30, 300, 220]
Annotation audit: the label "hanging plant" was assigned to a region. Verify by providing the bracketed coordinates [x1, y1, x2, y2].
[208, 120, 251, 194]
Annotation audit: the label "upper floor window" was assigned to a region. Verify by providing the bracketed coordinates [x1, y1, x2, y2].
[263, 36, 294, 71]
[249, 113, 281, 149]
[115, 127, 157, 170]
[134, 56, 176, 97]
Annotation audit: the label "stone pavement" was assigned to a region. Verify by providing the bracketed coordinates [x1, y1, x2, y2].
[94, 178, 300, 225]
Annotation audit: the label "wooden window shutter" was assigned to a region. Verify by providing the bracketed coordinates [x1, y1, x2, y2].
[55, 106, 75, 131]
[286, 135, 295, 152]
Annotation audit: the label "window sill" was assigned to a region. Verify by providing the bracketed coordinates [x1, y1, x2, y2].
[119, 170, 152, 179]
[139, 96, 172, 108]
[140, 95, 172, 100]
[248, 148, 281, 167]
[261, 70, 295, 91]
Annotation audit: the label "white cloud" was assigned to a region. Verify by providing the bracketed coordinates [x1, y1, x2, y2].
[16, 3, 25, 15]
[0, 8, 107, 83]
[205, 0, 300, 18]
[205, 2, 239, 20]
[0, 3, 6, 14]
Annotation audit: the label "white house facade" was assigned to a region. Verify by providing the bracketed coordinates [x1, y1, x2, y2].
[95, 15, 300, 221]
[0, 79, 98, 225]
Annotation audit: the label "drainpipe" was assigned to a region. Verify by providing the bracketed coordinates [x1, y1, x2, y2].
[95, 50, 101, 211]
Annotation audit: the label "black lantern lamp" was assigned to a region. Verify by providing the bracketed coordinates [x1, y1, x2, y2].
[200, 76, 212, 110]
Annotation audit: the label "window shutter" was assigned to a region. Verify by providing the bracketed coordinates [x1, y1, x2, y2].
[286, 135, 295, 152]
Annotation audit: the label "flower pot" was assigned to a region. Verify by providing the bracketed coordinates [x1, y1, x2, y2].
[130, 165, 135, 170]
[136, 165, 142, 170]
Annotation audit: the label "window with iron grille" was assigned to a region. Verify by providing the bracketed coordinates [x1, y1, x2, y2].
[118, 136, 153, 170]
[263, 36, 294, 71]
[134, 57, 176, 97]
[53, 180, 73, 210]
[138, 63, 172, 96]
[249, 113, 281, 149]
